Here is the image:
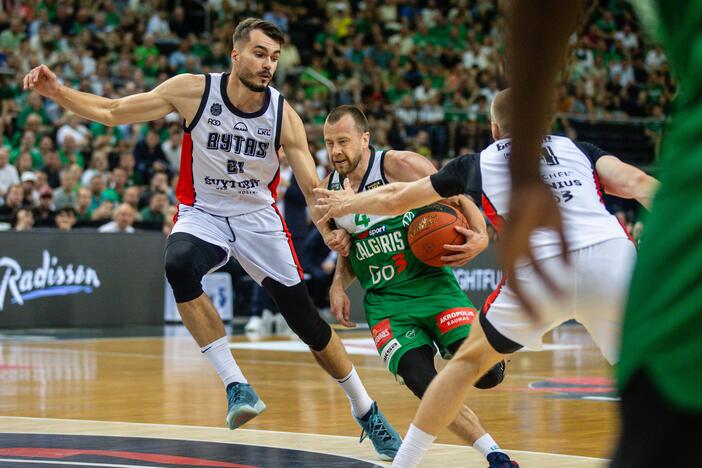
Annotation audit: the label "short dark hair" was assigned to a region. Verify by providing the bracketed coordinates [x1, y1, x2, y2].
[326, 105, 369, 134]
[232, 18, 285, 47]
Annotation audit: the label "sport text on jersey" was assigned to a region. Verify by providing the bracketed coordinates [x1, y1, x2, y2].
[355, 230, 406, 261]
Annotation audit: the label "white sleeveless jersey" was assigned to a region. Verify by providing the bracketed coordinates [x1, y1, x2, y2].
[480, 135, 630, 260]
[176, 72, 285, 217]
[329, 147, 393, 234]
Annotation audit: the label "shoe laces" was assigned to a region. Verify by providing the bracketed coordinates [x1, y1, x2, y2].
[228, 386, 243, 405]
[359, 411, 393, 444]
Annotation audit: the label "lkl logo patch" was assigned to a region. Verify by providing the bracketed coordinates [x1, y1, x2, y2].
[371, 319, 393, 350]
[435, 307, 476, 334]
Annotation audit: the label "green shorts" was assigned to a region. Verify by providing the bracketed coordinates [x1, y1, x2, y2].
[365, 293, 477, 375]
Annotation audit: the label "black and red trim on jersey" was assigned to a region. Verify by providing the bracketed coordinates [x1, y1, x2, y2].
[183, 74, 211, 132]
[274, 94, 284, 150]
[176, 133, 196, 208]
[271, 202, 305, 281]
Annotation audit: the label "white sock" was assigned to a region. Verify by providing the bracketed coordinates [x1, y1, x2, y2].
[200, 336, 248, 387]
[336, 366, 373, 418]
[473, 433, 502, 458]
[391, 424, 436, 468]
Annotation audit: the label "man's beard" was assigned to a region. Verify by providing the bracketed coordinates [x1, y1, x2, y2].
[238, 70, 268, 92]
[335, 153, 361, 176]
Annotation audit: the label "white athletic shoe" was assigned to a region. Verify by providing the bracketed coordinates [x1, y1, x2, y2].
[274, 312, 292, 336]
[244, 311, 273, 336]
[244, 316, 264, 334]
[261, 309, 275, 335]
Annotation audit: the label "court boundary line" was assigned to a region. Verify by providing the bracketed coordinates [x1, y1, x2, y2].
[0, 416, 609, 462]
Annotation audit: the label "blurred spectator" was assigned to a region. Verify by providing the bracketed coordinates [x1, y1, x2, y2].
[98, 203, 136, 233]
[161, 125, 182, 170]
[20, 171, 40, 206]
[55, 206, 78, 231]
[146, 10, 173, 40]
[0, 185, 26, 223]
[139, 190, 167, 223]
[283, 176, 310, 253]
[42, 148, 62, 189]
[102, 166, 130, 202]
[122, 186, 141, 212]
[134, 129, 168, 178]
[139, 171, 173, 208]
[75, 187, 92, 220]
[300, 228, 335, 310]
[13, 207, 34, 231]
[57, 113, 90, 150]
[58, 134, 85, 167]
[81, 151, 110, 186]
[10, 130, 43, 169]
[54, 168, 79, 210]
[91, 200, 115, 222]
[33, 186, 56, 227]
[0, 147, 19, 196]
[169, 7, 192, 39]
[118, 152, 143, 186]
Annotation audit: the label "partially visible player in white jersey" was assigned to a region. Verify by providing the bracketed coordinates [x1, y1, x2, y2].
[23, 18, 402, 460]
[314, 88, 660, 467]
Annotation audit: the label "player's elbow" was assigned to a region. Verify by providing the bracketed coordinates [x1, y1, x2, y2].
[100, 99, 125, 126]
[623, 171, 654, 200]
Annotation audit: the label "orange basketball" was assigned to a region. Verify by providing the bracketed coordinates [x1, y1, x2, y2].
[407, 203, 467, 267]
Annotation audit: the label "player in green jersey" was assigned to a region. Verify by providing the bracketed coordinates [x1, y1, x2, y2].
[321, 105, 517, 468]
[490, 1, 702, 465]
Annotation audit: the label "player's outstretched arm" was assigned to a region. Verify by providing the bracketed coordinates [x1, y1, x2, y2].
[23, 64, 202, 126]
[314, 176, 441, 225]
[280, 102, 350, 255]
[595, 156, 660, 209]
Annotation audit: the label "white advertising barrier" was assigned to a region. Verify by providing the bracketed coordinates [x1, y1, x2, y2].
[164, 272, 233, 322]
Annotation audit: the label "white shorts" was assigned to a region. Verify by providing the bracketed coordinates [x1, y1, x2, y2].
[484, 237, 636, 364]
[171, 204, 304, 287]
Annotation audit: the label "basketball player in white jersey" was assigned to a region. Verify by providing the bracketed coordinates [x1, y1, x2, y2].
[23, 19, 402, 460]
[315, 89, 660, 467]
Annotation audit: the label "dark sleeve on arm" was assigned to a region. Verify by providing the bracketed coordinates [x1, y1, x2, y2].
[574, 141, 609, 166]
[429, 154, 482, 202]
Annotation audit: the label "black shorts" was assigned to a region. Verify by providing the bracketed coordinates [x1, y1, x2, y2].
[611, 370, 702, 467]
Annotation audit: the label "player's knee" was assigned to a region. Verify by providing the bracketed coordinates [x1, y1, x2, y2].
[164, 238, 204, 303]
[396, 347, 437, 399]
[474, 360, 506, 389]
[262, 278, 332, 351]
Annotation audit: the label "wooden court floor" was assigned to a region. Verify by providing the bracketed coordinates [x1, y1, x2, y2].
[0, 324, 614, 467]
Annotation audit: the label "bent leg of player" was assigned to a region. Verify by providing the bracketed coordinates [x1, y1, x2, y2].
[230, 206, 401, 460]
[392, 257, 575, 468]
[396, 345, 515, 466]
[167, 208, 265, 429]
[391, 317, 507, 468]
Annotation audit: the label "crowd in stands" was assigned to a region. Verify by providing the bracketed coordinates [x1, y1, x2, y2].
[0, 1, 658, 324]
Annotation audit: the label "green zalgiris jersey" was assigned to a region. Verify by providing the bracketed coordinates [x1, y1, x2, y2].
[349, 210, 457, 297]
[329, 148, 463, 304]
[619, 0, 702, 410]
